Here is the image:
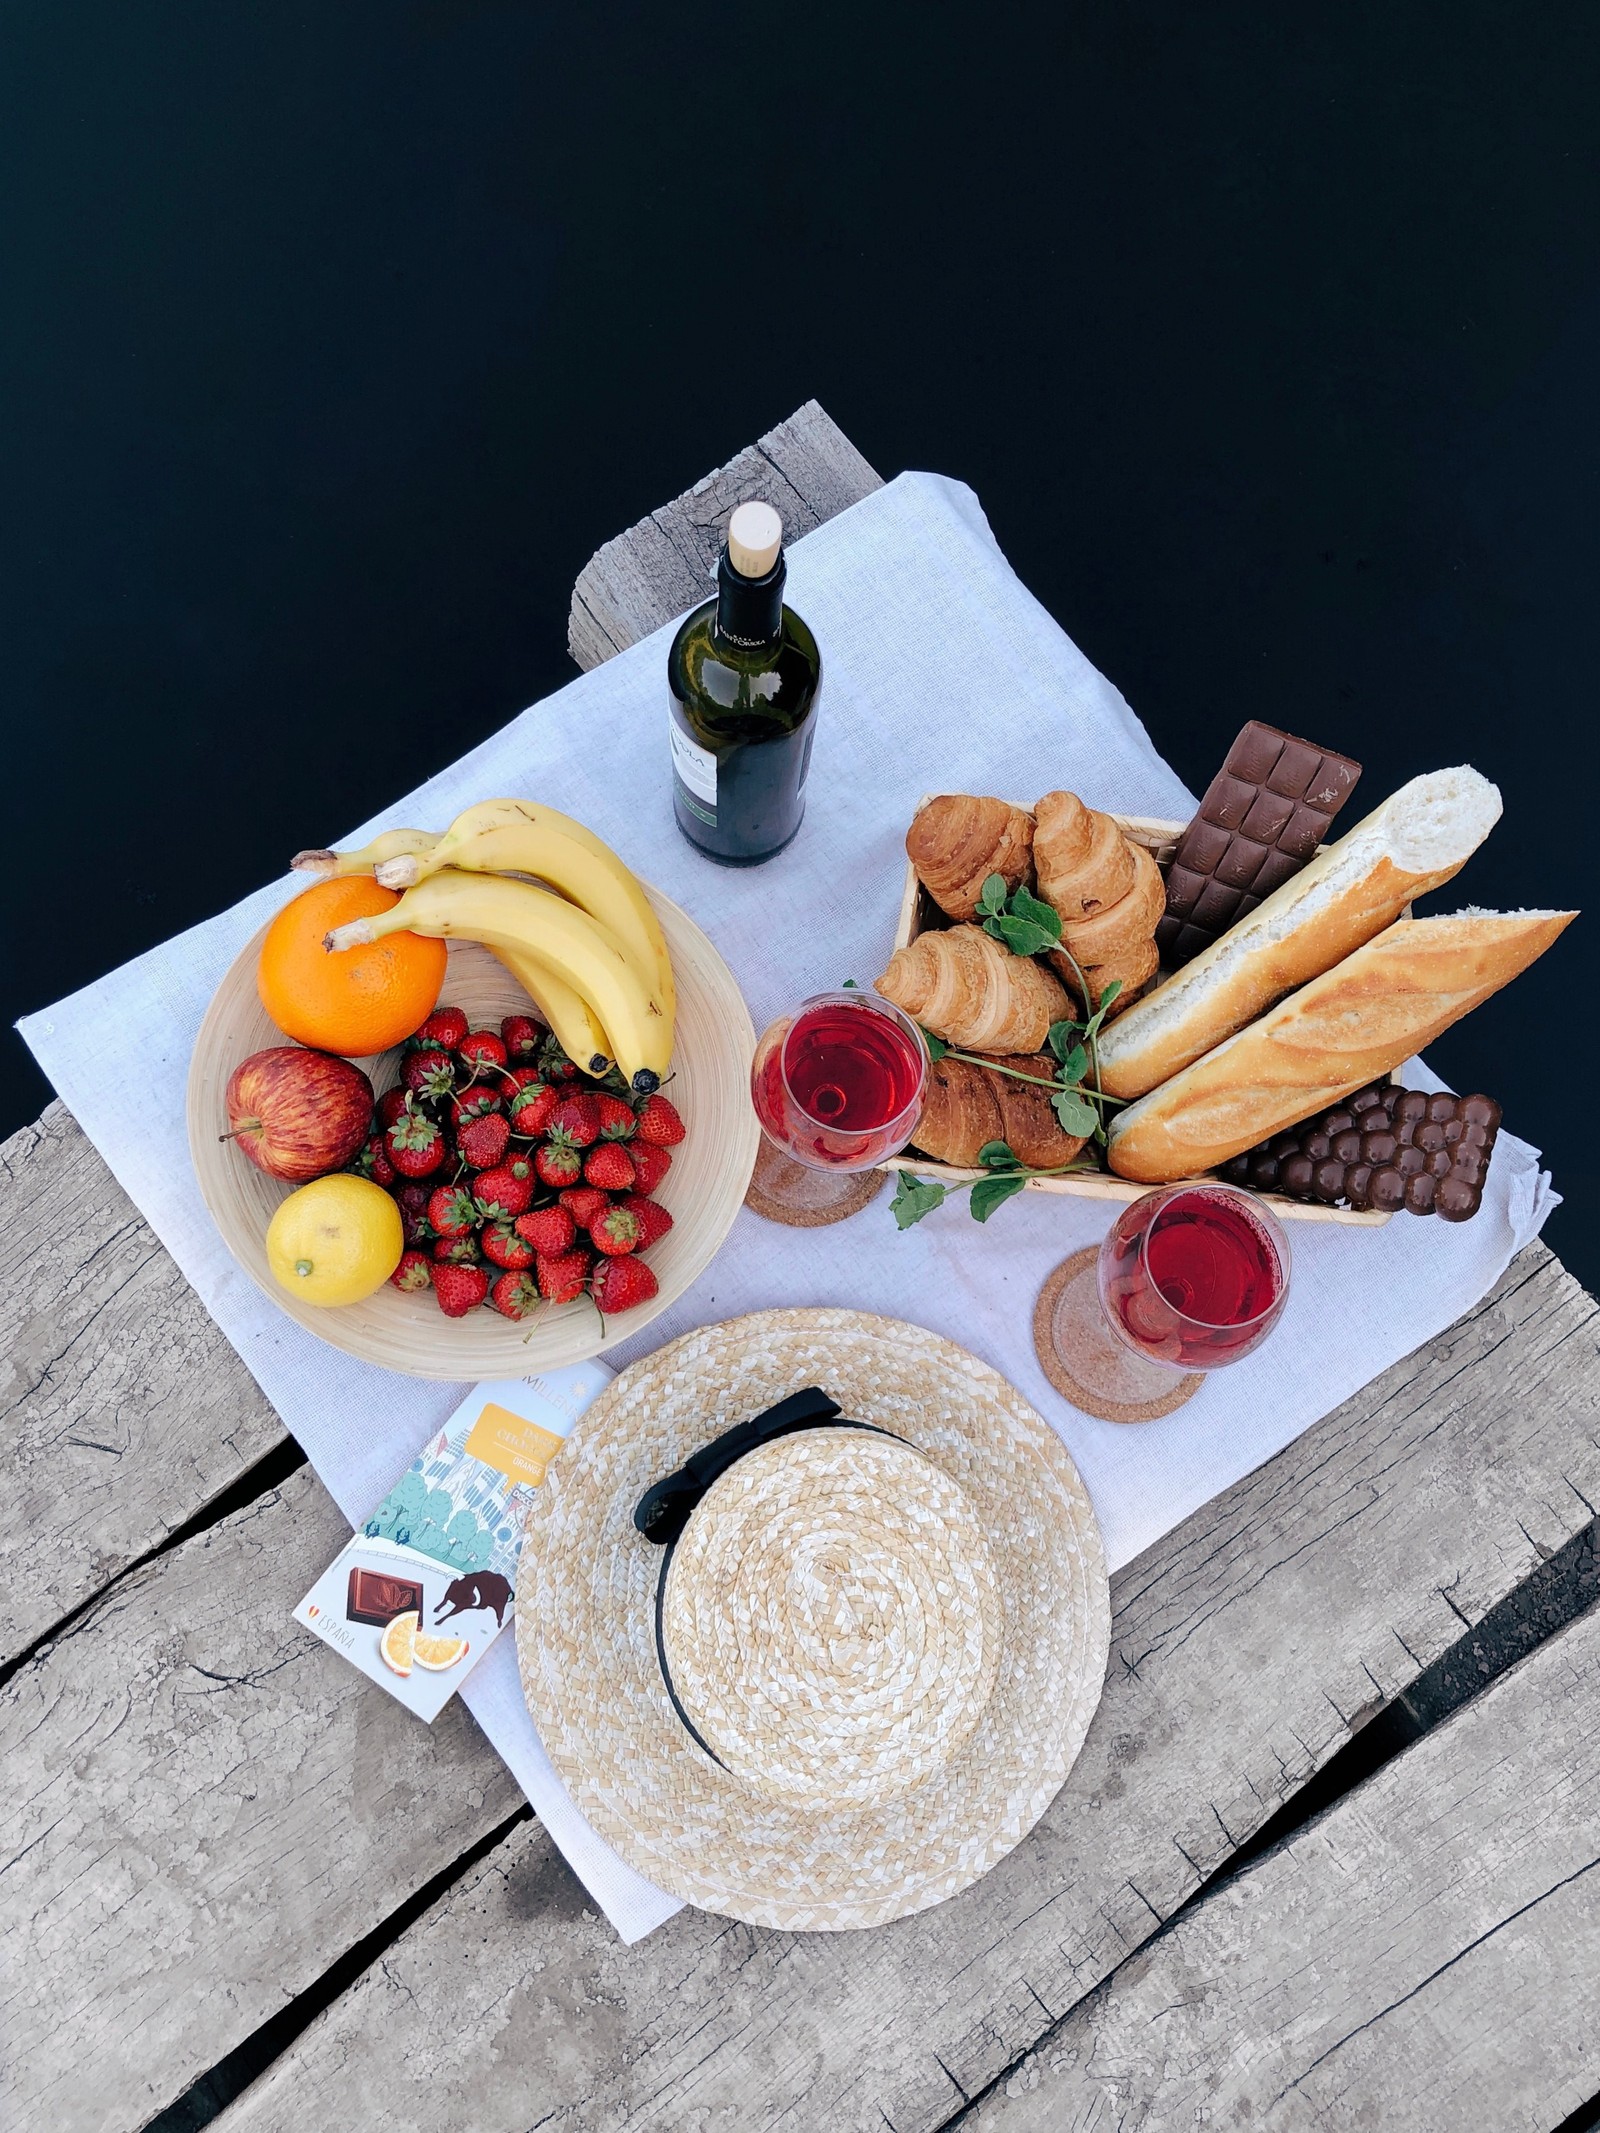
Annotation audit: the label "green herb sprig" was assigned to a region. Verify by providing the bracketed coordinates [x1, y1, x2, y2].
[890, 1139, 1102, 1230]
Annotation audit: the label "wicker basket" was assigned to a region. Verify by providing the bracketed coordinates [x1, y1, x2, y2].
[881, 810, 1390, 1228]
[187, 884, 760, 1378]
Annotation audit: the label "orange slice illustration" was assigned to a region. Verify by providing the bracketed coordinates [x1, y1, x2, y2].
[411, 1629, 469, 1672]
[380, 1609, 418, 1676]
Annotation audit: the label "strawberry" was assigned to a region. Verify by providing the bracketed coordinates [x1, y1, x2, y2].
[618, 1192, 673, 1250]
[629, 1142, 672, 1196]
[459, 1029, 508, 1075]
[433, 1262, 490, 1316]
[482, 1222, 535, 1271]
[390, 1248, 433, 1293]
[584, 1141, 636, 1192]
[591, 1203, 642, 1256]
[395, 1182, 433, 1247]
[535, 1246, 592, 1303]
[591, 1255, 659, 1314]
[416, 1004, 469, 1051]
[633, 1093, 685, 1146]
[594, 1093, 638, 1141]
[428, 1184, 478, 1238]
[558, 1184, 612, 1232]
[474, 1156, 535, 1219]
[506, 1079, 558, 1138]
[350, 1133, 397, 1188]
[402, 1045, 458, 1103]
[501, 1014, 544, 1061]
[385, 1100, 446, 1178]
[535, 1139, 583, 1190]
[455, 1111, 510, 1170]
[539, 1035, 579, 1081]
[489, 1270, 542, 1320]
[432, 1234, 481, 1266]
[514, 1204, 575, 1255]
[450, 1086, 504, 1129]
[377, 1086, 410, 1129]
[500, 1063, 543, 1091]
[548, 1092, 601, 1148]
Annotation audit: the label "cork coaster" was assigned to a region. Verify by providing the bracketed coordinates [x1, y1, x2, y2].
[1033, 1248, 1202, 1423]
[743, 1139, 887, 1227]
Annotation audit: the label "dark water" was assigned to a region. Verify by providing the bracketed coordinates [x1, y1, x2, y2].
[4, 4, 1597, 1287]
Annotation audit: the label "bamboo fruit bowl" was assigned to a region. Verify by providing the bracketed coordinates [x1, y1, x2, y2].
[187, 884, 760, 1379]
[883, 812, 1392, 1228]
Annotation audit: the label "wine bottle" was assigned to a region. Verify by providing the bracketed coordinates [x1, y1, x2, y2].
[667, 501, 823, 865]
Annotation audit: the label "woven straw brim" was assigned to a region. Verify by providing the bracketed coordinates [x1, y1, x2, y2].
[516, 1309, 1110, 1931]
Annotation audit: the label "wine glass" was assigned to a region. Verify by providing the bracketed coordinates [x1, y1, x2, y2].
[745, 990, 928, 1224]
[1035, 1182, 1291, 1422]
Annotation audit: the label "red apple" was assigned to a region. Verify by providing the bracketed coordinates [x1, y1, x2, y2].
[223, 1047, 375, 1182]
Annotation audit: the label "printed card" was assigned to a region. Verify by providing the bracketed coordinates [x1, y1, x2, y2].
[294, 1359, 612, 1722]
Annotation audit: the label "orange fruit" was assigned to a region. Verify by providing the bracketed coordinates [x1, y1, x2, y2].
[411, 1629, 470, 1671]
[379, 1609, 418, 1676]
[258, 878, 446, 1055]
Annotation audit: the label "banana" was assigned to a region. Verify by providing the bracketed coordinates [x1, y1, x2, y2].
[292, 828, 440, 880]
[326, 871, 672, 1092]
[487, 942, 615, 1078]
[373, 800, 675, 1041]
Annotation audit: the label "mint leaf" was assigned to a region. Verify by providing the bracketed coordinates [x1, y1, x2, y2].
[891, 1172, 947, 1229]
[1053, 1042, 1088, 1087]
[1053, 1090, 1098, 1137]
[977, 872, 1009, 917]
[1083, 979, 1123, 1036]
[1006, 884, 1063, 945]
[969, 1173, 1029, 1222]
[1047, 1018, 1085, 1062]
[990, 912, 1060, 957]
[920, 1026, 949, 1061]
[842, 977, 859, 988]
[976, 1139, 1017, 1170]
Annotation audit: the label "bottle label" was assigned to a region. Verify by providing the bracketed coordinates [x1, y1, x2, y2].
[669, 712, 718, 811]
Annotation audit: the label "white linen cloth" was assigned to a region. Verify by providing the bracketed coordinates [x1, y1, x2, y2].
[19, 472, 1556, 1942]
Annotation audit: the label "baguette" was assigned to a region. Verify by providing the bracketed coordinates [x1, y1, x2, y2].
[1105, 909, 1575, 1182]
[1096, 767, 1503, 1100]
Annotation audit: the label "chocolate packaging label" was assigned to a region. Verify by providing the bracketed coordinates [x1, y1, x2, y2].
[294, 1360, 612, 1722]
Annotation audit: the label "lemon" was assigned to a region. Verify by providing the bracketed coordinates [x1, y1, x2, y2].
[266, 1174, 403, 1307]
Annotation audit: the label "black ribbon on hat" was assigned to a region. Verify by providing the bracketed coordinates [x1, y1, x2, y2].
[633, 1386, 906, 1765]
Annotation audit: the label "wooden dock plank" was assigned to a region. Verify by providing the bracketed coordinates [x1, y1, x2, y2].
[204, 1247, 1600, 2133]
[962, 1597, 1600, 2133]
[0, 1103, 282, 1668]
[0, 1465, 520, 2133]
[567, 399, 881, 669]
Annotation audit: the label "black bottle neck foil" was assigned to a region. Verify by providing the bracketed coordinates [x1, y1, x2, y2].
[713, 544, 785, 650]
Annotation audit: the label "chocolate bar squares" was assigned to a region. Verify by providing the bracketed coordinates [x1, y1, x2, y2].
[346, 1566, 424, 1626]
[1158, 721, 1362, 966]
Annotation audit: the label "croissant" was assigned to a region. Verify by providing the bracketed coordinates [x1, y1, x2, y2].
[1057, 840, 1165, 965]
[913, 1052, 1090, 1169]
[906, 795, 1034, 921]
[1032, 791, 1134, 922]
[1049, 933, 1159, 1022]
[877, 925, 1069, 1053]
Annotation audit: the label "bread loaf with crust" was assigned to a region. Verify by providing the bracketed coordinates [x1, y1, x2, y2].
[1105, 909, 1575, 1182]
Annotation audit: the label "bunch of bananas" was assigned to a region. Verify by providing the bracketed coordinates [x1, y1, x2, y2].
[294, 801, 675, 1093]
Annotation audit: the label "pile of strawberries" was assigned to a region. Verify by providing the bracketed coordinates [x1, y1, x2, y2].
[349, 1003, 685, 1321]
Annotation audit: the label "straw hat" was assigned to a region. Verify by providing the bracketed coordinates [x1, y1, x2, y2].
[516, 1308, 1110, 1930]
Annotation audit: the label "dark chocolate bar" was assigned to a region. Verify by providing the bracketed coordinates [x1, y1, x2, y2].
[346, 1566, 424, 1627]
[1158, 721, 1361, 966]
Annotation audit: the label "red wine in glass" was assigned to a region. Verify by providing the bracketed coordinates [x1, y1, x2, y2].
[751, 991, 927, 1171]
[1099, 1184, 1290, 1371]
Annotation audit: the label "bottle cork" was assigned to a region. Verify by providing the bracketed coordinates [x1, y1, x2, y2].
[727, 501, 782, 579]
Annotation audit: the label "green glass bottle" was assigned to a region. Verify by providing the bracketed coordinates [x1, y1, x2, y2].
[667, 501, 823, 865]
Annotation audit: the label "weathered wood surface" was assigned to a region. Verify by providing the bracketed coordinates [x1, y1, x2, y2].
[966, 1598, 1600, 2133]
[0, 1467, 523, 2133]
[209, 1247, 1600, 2133]
[567, 399, 882, 669]
[0, 1102, 282, 1667]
